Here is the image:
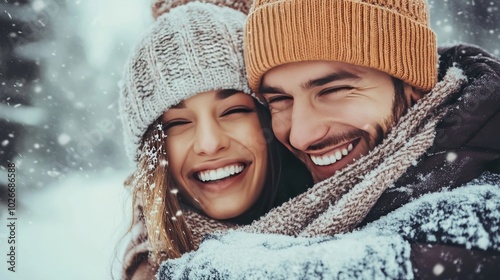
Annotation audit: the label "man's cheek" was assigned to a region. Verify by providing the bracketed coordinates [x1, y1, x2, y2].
[271, 114, 290, 141]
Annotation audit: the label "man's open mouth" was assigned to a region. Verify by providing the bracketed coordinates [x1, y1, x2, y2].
[309, 140, 358, 166]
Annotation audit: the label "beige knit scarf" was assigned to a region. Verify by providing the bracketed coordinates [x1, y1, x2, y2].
[185, 68, 466, 245]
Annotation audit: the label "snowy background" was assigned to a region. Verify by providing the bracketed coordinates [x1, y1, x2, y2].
[0, 0, 498, 279]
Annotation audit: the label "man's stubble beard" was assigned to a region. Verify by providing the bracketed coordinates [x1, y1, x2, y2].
[302, 77, 410, 156]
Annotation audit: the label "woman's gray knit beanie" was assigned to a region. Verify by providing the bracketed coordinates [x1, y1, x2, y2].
[119, 1, 252, 162]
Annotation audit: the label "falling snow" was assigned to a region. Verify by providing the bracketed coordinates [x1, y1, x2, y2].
[0, 0, 498, 279]
[433, 263, 445, 276]
[31, 0, 47, 12]
[57, 133, 71, 145]
[446, 152, 458, 162]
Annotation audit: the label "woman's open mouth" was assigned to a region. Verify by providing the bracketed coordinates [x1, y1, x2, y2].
[194, 163, 247, 183]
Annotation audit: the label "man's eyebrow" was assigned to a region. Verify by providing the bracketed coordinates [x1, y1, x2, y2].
[259, 86, 285, 95]
[302, 71, 361, 89]
[259, 71, 361, 94]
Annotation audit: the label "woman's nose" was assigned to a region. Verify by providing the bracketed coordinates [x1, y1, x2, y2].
[193, 119, 229, 156]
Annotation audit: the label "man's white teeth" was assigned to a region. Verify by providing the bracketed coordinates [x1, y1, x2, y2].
[198, 164, 244, 182]
[335, 151, 342, 160]
[310, 144, 355, 166]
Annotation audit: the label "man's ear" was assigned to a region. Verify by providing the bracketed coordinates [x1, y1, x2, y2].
[403, 83, 425, 104]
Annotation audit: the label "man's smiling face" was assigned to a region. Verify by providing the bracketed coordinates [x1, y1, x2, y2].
[260, 60, 418, 183]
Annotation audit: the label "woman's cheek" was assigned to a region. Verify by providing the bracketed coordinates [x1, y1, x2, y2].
[235, 121, 267, 155]
[165, 137, 185, 180]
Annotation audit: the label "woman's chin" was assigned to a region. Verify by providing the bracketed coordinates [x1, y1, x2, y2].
[203, 204, 245, 221]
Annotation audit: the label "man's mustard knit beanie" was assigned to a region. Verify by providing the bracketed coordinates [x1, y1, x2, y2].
[245, 0, 438, 92]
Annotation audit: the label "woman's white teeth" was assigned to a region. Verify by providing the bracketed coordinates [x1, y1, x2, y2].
[310, 144, 354, 166]
[198, 165, 244, 182]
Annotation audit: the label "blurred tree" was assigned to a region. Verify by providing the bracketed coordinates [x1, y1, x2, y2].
[0, 0, 42, 208]
[2, 0, 130, 196]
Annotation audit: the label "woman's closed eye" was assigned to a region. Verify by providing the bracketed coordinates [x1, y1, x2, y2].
[163, 119, 190, 131]
[221, 106, 254, 117]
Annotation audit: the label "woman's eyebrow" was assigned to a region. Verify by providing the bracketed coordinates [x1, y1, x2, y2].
[170, 101, 185, 109]
[216, 89, 241, 100]
[170, 89, 241, 110]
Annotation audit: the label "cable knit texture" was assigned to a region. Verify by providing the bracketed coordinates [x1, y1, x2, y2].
[119, 2, 252, 162]
[244, 0, 438, 92]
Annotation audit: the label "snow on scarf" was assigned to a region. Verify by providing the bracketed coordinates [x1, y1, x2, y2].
[183, 67, 467, 242]
[159, 174, 500, 279]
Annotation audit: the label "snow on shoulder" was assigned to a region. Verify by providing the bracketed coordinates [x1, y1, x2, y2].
[362, 172, 500, 251]
[157, 172, 500, 279]
[158, 231, 412, 279]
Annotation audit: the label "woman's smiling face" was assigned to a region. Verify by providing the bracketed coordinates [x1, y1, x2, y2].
[162, 90, 268, 220]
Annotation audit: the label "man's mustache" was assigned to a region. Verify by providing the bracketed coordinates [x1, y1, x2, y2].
[306, 129, 371, 151]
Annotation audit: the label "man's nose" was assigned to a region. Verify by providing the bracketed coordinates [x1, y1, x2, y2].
[289, 101, 329, 152]
[193, 119, 229, 156]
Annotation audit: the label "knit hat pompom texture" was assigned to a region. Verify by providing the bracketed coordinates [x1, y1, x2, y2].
[245, 0, 438, 92]
[120, 2, 249, 161]
[152, 0, 252, 18]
